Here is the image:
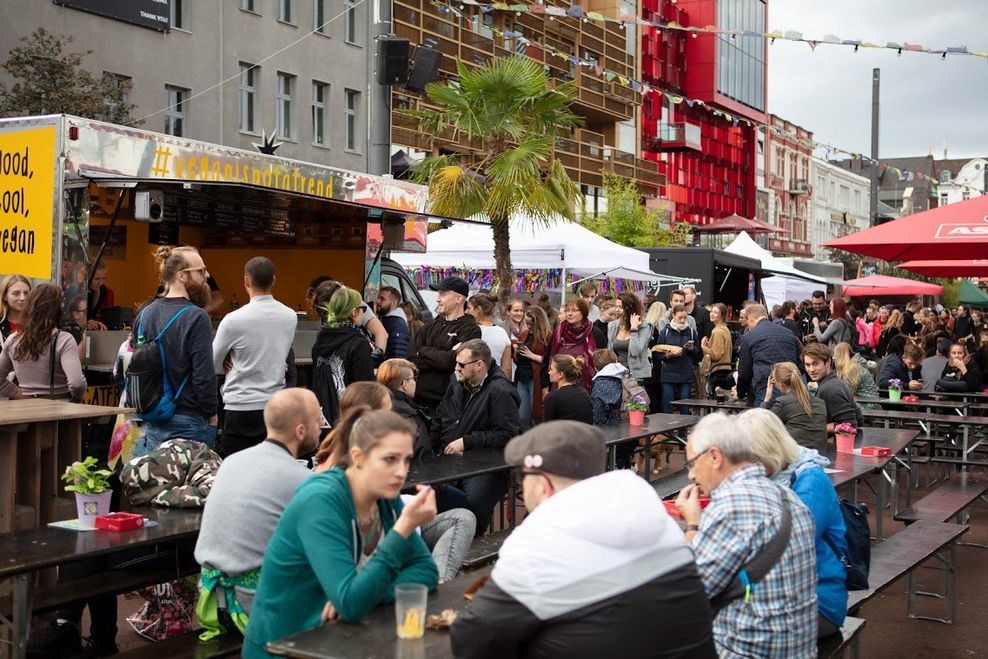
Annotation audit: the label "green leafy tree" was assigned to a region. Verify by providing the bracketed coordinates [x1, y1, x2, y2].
[583, 171, 691, 248]
[406, 57, 581, 301]
[0, 28, 138, 124]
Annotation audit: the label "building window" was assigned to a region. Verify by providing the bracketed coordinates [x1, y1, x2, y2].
[103, 73, 132, 118]
[344, 89, 359, 151]
[940, 169, 951, 184]
[276, 73, 295, 139]
[240, 0, 256, 11]
[170, 0, 184, 29]
[313, 0, 327, 32]
[239, 63, 258, 133]
[164, 85, 188, 137]
[311, 81, 328, 146]
[279, 0, 294, 23]
[344, 0, 358, 42]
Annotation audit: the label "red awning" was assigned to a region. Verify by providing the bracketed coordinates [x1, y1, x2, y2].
[693, 213, 782, 234]
[898, 260, 988, 278]
[825, 196, 988, 261]
[841, 274, 943, 298]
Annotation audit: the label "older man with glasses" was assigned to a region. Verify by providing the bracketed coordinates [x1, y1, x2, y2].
[430, 338, 520, 535]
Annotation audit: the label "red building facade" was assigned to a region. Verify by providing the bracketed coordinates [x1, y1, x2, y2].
[640, 0, 767, 226]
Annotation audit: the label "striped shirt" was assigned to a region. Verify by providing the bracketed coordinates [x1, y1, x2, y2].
[693, 463, 817, 658]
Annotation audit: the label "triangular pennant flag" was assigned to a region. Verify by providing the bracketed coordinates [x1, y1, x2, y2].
[566, 5, 585, 18]
[528, 2, 545, 13]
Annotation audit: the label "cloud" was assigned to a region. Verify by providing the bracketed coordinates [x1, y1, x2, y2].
[768, 0, 988, 159]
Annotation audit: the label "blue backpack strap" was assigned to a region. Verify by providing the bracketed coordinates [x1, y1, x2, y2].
[154, 304, 195, 341]
[153, 304, 195, 394]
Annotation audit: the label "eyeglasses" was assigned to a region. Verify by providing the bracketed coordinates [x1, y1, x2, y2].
[403, 376, 417, 384]
[684, 448, 710, 471]
[455, 358, 481, 370]
[180, 266, 209, 277]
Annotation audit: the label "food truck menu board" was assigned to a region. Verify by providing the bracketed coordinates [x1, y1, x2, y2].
[161, 192, 297, 238]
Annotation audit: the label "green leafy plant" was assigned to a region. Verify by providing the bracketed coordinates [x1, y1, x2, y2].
[626, 395, 649, 412]
[61, 456, 113, 495]
[582, 171, 691, 248]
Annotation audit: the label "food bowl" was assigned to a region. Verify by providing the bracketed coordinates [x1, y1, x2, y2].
[663, 497, 711, 519]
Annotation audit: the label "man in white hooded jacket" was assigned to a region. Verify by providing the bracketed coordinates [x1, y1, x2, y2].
[450, 422, 716, 659]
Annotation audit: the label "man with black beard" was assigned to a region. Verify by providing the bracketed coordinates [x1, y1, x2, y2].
[130, 245, 219, 457]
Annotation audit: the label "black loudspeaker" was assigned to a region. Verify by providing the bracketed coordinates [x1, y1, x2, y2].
[406, 47, 442, 92]
[378, 36, 410, 84]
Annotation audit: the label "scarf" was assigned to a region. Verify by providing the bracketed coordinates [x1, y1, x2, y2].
[506, 319, 528, 342]
[669, 320, 688, 332]
[196, 566, 261, 640]
[551, 321, 597, 391]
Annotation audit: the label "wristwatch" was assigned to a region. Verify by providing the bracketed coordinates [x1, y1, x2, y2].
[685, 524, 700, 532]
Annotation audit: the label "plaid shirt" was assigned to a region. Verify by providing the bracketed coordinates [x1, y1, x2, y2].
[693, 463, 817, 658]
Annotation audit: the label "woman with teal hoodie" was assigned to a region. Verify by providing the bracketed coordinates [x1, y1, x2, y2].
[738, 408, 848, 638]
[244, 408, 439, 658]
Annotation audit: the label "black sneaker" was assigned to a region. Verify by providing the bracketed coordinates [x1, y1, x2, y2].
[27, 620, 83, 658]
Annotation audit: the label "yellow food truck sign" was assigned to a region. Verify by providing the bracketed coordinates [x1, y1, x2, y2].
[0, 126, 56, 279]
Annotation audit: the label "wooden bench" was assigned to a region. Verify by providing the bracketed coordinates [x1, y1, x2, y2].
[117, 630, 242, 658]
[894, 474, 988, 525]
[847, 520, 968, 624]
[818, 616, 865, 659]
[462, 528, 512, 570]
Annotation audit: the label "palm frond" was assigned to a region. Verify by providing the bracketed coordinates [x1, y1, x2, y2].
[426, 163, 487, 219]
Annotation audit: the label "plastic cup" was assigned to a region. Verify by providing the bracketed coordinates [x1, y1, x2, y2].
[395, 584, 428, 639]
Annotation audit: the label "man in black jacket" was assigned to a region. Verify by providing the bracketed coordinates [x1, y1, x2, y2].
[735, 304, 802, 407]
[799, 290, 830, 338]
[406, 276, 481, 415]
[432, 339, 520, 534]
[451, 422, 716, 659]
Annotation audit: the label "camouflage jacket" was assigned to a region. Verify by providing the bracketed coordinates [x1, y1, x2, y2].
[121, 439, 222, 508]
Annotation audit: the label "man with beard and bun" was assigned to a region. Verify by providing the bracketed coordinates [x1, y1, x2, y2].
[131, 245, 218, 456]
[194, 389, 323, 640]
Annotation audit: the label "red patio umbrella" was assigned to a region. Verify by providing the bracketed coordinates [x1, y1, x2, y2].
[694, 214, 782, 234]
[841, 274, 943, 298]
[825, 195, 988, 261]
[897, 260, 988, 278]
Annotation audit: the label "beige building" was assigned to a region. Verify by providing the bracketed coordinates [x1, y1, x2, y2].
[0, 0, 370, 171]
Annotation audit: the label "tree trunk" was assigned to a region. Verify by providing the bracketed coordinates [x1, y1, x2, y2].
[490, 217, 514, 306]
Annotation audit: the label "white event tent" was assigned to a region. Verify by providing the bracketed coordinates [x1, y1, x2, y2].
[391, 216, 692, 302]
[723, 231, 830, 308]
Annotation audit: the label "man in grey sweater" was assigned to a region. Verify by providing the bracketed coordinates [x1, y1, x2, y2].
[213, 257, 298, 457]
[194, 389, 320, 633]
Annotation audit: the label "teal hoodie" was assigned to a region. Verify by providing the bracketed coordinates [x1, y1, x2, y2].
[243, 467, 438, 658]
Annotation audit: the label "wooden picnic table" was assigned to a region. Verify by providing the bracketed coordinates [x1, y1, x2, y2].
[267, 565, 494, 658]
[876, 388, 988, 403]
[854, 396, 969, 416]
[0, 400, 128, 534]
[0, 506, 202, 659]
[405, 449, 510, 488]
[862, 408, 988, 462]
[596, 413, 701, 471]
[672, 398, 747, 415]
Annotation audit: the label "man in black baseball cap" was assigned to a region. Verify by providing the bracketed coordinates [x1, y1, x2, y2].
[407, 275, 480, 414]
[451, 421, 716, 659]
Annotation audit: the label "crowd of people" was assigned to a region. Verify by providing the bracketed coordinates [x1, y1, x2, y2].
[4, 248, 988, 657]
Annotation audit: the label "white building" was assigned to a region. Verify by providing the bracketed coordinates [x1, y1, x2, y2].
[810, 158, 870, 261]
[934, 158, 987, 206]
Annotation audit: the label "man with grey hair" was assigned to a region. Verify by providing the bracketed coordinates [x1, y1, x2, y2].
[431, 338, 521, 534]
[675, 413, 817, 658]
[452, 422, 716, 658]
[734, 303, 802, 407]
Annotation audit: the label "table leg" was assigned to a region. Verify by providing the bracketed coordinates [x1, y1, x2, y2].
[875, 470, 886, 540]
[0, 429, 17, 533]
[12, 572, 34, 659]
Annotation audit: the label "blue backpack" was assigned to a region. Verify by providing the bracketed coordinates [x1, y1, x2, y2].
[126, 304, 194, 423]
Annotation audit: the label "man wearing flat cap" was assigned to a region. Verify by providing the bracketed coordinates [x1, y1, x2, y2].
[451, 422, 716, 659]
[406, 276, 481, 415]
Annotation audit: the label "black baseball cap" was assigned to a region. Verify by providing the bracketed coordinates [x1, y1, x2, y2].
[505, 421, 607, 481]
[430, 276, 469, 297]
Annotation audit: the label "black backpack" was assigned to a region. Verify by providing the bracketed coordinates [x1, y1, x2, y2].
[126, 304, 194, 423]
[827, 499, 871, 591]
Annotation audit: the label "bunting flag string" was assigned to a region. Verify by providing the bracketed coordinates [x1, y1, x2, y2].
[443, 0, 988, 61]
[406, 266, 647, 294]
[424, 0, 985, 194]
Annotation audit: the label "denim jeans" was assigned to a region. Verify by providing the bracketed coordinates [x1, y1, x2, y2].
[138, 414, 216, 458]
[661, 382, 693, 414]
[421, 508, 477, 581]
[457, 473, 508, 536]
[516, 380, 534, 429]
[753, 385, 777, 408]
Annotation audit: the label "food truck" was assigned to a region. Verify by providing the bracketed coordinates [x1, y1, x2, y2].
[0, 114, 436, 404]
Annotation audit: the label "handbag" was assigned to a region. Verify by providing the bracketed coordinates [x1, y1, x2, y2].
[126, 578, 199, 642]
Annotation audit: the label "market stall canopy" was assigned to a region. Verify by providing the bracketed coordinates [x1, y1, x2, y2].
[723, 232, 829, 283]
[693, 214, 783, 234]
[841, 274, 943, 298]
[391, 216, 681, 283]
[898, 260, 988, 278]
[825, 195, 988, 261]
[958, 280, 988, 307]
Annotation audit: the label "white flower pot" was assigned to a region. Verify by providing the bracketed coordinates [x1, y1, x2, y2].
[75, 491, 112, 529]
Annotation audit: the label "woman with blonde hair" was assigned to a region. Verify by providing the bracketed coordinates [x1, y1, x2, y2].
[877, 309, 903, 356]
[542, 354, 593, 423]
[832, 343, 880, 407]
[312, 287, 374, 425]
[761, 361, 827, 451]
[377, 358, 430, 456]
[736, 408, 847, 639]
[0, 273, 31, 343]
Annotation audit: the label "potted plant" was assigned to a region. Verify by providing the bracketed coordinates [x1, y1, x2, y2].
[627, 396, 648, 426]
[834, 422, 857, 454]
[62, 456, 114, 529]
[887, 378, 903, 402]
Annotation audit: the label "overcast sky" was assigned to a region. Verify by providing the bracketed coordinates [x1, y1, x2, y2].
[767, 0, 988, 160]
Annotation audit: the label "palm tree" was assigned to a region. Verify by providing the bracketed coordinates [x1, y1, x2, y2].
[406, 56, 582, 302]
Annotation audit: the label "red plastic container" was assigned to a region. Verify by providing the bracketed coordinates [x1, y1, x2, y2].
[663, 497, 711, 519]
[94, 512, 145, 532]
[860, 446, 892, 458]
